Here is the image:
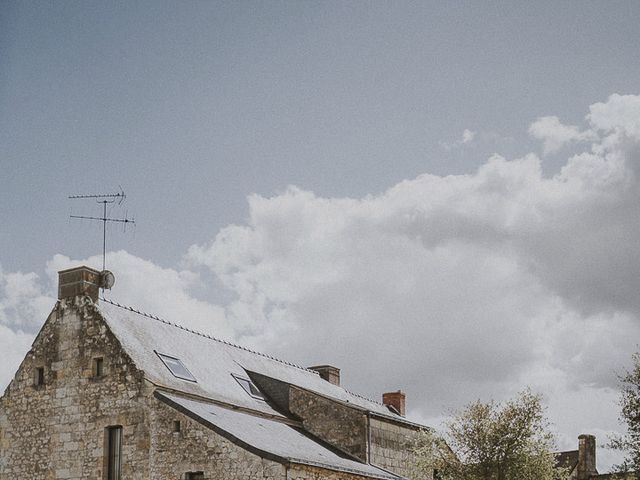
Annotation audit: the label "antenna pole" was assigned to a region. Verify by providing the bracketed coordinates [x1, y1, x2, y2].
[102, 200, 107, 271]
[68, 189, 134, 272]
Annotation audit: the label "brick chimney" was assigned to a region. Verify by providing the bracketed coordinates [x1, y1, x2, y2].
[309, 365, 340, 386]
[577, 434, 597, 480]
[382, 390, 406, 416]
[58, 266, 102, 302]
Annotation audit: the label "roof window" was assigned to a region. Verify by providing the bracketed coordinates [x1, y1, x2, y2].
[156, 352, 197, 382]
[232, 374, 264, 400]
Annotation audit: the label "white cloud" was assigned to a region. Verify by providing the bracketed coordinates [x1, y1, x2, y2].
[588, 93, 640, 138]
[462, 128, 476, 143]
[0, 324, 36, 393]
[0, 253, 232, 396]
[186, 94, 640, 469]
[47, 252, 231, 338]
[3, 94, 640, 471]
[0, 265, 55, 396]
[440, 128, 477, 150]
[0, 265, 54, 333]
[529, 115, 595, 155]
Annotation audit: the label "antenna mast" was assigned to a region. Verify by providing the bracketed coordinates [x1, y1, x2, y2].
[69, 186, 135, 271]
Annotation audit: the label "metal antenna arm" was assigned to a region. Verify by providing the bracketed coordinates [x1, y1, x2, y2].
[69, 215, 134, 223]
[68, 193, 124, 200]
[68, 188, 134, 272]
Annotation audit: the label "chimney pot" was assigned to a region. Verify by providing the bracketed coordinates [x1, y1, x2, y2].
[382, 390, 406, 417]
[309, 365, 341, 386]
[577, 434, 597, 480]
[58, 266, 102, 302]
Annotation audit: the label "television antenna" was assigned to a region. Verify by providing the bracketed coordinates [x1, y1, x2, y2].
[69, 186, 135, 272]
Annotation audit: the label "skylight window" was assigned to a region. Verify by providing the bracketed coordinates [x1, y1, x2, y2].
[232, 374, 265, 400]
[156, 352, 197, 382]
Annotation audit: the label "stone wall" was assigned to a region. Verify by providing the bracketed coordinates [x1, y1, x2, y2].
[0, 297, 288, 480]
[0, 296, 382, 480]
[287, 464, 375, 480]
[0, 297, 150, 479]
[256, 380, 429, 479]
[149, 399, 285, 480]
[289, 386, 368, 461]
[369, 417, 428, 480]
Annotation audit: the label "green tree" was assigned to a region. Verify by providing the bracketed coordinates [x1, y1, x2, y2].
[413, 390, 564, 480]
[608, 352, 640, 478]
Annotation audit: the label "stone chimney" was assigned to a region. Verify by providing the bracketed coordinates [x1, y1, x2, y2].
[382, 390, 406, 417]
[577, 434, 597, 480]
[58, 266, 102, 302]
[309, 365, 340, 386]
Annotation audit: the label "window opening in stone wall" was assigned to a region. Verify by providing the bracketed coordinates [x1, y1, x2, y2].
[156, 352, 197, 382]
[173, 420, 181, 433]
[105, 426, 122, 480]
[34, 367, 45, 386]
[232, 374, 265, 400]
[185, 472, 205, 480]
[93, 357, 104, 378]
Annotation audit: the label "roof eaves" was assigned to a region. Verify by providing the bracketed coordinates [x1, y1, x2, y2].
[155, 391, 402, 480]
[286, 458, 404, 480]
[367, 410, 426, 429]
[101, 297, 410, 419]
[253, 373, 423, 429]
[154, 390, 288, 465]
[152, 383, 299, 426]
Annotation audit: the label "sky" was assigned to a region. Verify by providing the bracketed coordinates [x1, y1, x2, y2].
[2, 1, 640, 471]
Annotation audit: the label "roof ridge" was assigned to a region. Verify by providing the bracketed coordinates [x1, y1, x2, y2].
[99, 297, 316, 374]
[343, 388, 385, 406]
[99, 297, 387, 409]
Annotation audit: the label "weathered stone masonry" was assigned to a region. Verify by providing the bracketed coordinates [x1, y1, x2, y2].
[0, 298, 291, 480]
[0, 297, 150, 479]
[250, 372, 429, 479]
[149, 399, 284, 480]
[289, 386, 369, 462]
[369, 417, 422, 480]
[1, 265, 429, 480]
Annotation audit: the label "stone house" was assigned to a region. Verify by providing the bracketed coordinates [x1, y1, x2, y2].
[556, 434, 599, 480]
[0, 266, 429, 480]
[555, 434, 637, 480]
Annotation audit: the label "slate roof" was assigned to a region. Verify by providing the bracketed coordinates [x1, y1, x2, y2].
[97, 298, 414, 478]
[157, 392, 399, 480]
[554, 449, 578, 472]
[99, 299, 409, 421]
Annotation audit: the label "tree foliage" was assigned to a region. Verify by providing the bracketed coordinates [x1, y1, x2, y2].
[608, 352, 640, 477]
[413, 390, 564, 480]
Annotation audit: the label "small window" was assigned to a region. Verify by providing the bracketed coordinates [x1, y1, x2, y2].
[173, 420, 181, 433]
[34, 367, 45, 386]
[156, 352, 197, 382]
[105, 426, 122, 480]
[232, 374, 265, 400]
[185, 472, 204, 480]
[93, 357, 104, 378]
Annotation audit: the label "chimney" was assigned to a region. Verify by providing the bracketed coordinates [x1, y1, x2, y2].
[382, 390, 406, 417]
[577, 434, 597, 480]
[58, 266, 102, 302]
[309, 365, 341, 386]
